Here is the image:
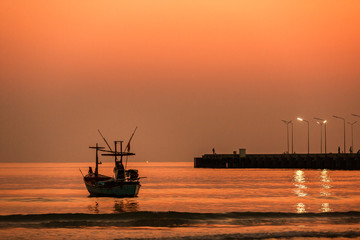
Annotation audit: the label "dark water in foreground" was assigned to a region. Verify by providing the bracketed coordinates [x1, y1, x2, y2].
[0, 162, 359, 239]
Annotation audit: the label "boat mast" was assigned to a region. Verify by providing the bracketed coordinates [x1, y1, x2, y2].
[89, 143, 104, 178]
[114, 141, 124, 164]
[95, 143, 99, 177]
[114, 141, 117, 164]
[120, 141, 123, 164]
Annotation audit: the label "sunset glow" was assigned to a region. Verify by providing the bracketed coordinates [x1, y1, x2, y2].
[1, 0, 360, 161]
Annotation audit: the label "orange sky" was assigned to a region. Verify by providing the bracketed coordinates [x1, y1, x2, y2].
[0, 1, 360, 162]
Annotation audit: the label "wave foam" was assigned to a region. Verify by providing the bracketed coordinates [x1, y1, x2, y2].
[0, 211, 359, 229]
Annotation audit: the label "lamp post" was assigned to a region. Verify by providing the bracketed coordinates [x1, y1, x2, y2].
[314, 117, 327, 154]
[316, 121, 323, 153]
[324, 120, 327, 154]
[351, 114, 360, 153]
[347, 121, 357, 153]
[297, 117, 309, 154]
[281, 120, 293, 154]
[333, 115, 346, 153]
[290, 121, 293, 154]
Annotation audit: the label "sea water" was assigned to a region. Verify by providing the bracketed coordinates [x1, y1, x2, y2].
[0, 162, 359, 239]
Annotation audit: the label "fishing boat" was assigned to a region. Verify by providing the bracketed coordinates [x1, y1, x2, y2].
[82, 129, 141, 197]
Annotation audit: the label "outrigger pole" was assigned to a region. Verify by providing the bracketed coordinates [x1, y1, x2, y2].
[98, 129, 118, 161]
[98, 129, 112, 151]
[125, 127, 138, 152]
[125, 127, 138, 169]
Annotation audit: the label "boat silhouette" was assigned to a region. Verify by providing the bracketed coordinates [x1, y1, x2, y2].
[82, 129, 141, 197]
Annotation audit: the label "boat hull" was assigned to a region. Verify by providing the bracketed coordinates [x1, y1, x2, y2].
[84, 180, 141, 197]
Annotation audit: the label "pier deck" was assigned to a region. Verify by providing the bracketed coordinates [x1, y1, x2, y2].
[194, 153, 360, 170]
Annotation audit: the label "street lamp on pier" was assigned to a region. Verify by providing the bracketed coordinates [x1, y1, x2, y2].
[333, 115, 346, 153]
[314, 117, 327, 154]
[347, 121, 357, 153]
[281, 120, 293, 154]
[297, 117, 310, 154]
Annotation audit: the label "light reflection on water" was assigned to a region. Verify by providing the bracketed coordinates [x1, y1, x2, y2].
[321, 169, 332, 183]
[320, 169, 332, 197]
[321, 202, 332, 212]
[294, 170, 306, 183]
[293, 169, 335, 213]
[296, 202, 307, 213]
[293, 170, 308, 198]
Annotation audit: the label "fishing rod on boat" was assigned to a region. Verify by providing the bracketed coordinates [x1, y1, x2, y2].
[125, 126, 138, 169]
[79, 168, 84, 178]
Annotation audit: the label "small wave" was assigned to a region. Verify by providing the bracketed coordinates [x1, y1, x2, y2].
[118, 231, 360, 240]
[2, 197, 76, 203]
[0, 211, 359, 229]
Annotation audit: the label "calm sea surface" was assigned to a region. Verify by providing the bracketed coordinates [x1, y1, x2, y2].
[0, 162, 359, 239]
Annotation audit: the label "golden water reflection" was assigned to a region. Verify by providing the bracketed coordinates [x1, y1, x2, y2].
[320, 203, 332, 212]
[320, 169, 332, 197]
[320, 190, 331, 197]
[293, 169, 334, 213]
[293, 170, 308, 197]
[294, 170, 306, 183]
[296, 203, 307, 213]
[321, 169, 331, 183]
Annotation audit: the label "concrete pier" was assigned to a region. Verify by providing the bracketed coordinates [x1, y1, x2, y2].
[194, 152, 360, 170]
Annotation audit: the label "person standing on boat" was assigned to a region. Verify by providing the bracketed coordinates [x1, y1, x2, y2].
[114, 161, 125, 181]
